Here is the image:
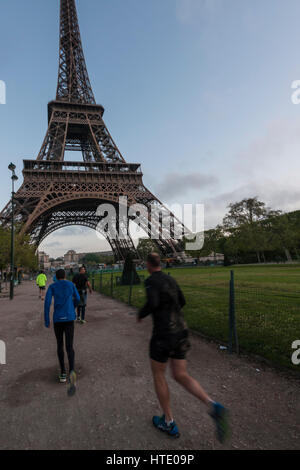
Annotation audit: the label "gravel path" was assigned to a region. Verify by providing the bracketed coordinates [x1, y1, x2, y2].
[0, 281, 299, 450]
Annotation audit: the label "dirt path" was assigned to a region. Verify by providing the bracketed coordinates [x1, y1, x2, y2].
[0, 281, 299, 450]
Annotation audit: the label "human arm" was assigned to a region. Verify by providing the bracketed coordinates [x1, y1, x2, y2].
[86, 280, 92, 294]
[138, 278, 160, 321]
[44, 285, 53, 328]
[177, 284, 186, 308]
[73, 284, 81, 308]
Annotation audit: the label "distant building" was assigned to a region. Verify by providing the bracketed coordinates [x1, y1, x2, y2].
[38, 251, 51, 270]
[48, 250, 113, 269]
[64, 250, 79, 264]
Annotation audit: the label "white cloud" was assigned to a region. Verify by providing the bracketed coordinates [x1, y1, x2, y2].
[198, 117, 300, 227]
[40, 227, 110, 258]
[234, 119, 300, 180]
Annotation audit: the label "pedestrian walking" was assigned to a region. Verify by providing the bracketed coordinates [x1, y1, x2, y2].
[72, 266, 92, 324]
[36, 270, 47, 300]
[44, 269, 80, 396]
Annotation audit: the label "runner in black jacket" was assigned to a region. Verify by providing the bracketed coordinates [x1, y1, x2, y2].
[138, 253, 229, 443]
[72, 266, 92, 324]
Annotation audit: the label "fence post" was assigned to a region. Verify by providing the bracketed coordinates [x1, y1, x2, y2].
[110, 272, 113, 297]
[92, 275, 95, 291]
[228, 270, 239, 354]
[100, 272, 103, 293]
[128, 271, 134, 306]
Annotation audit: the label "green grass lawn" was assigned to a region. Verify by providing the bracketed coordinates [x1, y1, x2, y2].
[92, 264, 300, 370]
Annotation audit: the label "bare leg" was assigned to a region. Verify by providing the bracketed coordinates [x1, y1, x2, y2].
[170, 359, 212, 406]
[151, 359, 173, 422]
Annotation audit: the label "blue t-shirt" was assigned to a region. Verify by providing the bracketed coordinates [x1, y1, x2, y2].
[44, 280, 80, 327]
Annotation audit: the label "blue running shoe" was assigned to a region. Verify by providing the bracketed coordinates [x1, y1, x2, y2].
[209, 402, 229, 444]
[152, 415, 180, 438]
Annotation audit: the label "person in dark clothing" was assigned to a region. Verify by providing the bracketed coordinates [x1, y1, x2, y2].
[44, 269, 80, 395]
[72, 266, 92, 324]
[54, 321, 75, 378]
[138, 253, 229, 442]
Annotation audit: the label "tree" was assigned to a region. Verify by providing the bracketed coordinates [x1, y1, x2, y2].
[16, 236, 38, 271]
[0, 226, 38, 271]
[137, 238, 161, 260]
[288, 211, 300, 259]
[223, 198, 274, 228]
[264, 213, 298, 262]
[223, 197, 279, 263]
[0, 227, 10, 270]
[81, 253, 101, 265]
[185, 226, 223, 260]
[80, 252, 114, 265]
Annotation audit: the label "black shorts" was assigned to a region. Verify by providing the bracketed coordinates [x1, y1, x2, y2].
[39, 286, 46, 290]
[150, 331, 191, 363]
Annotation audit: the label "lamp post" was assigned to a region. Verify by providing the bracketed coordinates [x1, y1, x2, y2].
[8, 163, 18, 300]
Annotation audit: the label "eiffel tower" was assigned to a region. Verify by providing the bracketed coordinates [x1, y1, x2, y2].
[0, 0, 186, 261]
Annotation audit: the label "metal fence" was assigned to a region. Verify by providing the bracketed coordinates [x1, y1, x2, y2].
[91, 271, 145, 307]
[89, 269, 300, 370]
[233, 277, 300, 369]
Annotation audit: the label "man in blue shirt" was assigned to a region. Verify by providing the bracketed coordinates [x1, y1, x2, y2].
[44, 269, 80, 395]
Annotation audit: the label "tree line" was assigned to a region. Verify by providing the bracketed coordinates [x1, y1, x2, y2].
[186, 198, 300, 265]
[79, 252, 115, 266]
[0, 225, 38, 273]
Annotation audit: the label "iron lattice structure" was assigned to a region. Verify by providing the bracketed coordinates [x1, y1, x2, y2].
[0, 0, 186, 260]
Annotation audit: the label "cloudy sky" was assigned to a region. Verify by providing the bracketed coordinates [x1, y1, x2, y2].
[1, 0, 300, 257]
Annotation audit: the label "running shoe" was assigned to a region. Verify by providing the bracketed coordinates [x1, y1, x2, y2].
[152, 415, 180, 438]
[209, 402, 229, 444]
[80, 319, 87, 324]
[68, 370, 77, 397]
[59, 373, 67, 383]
